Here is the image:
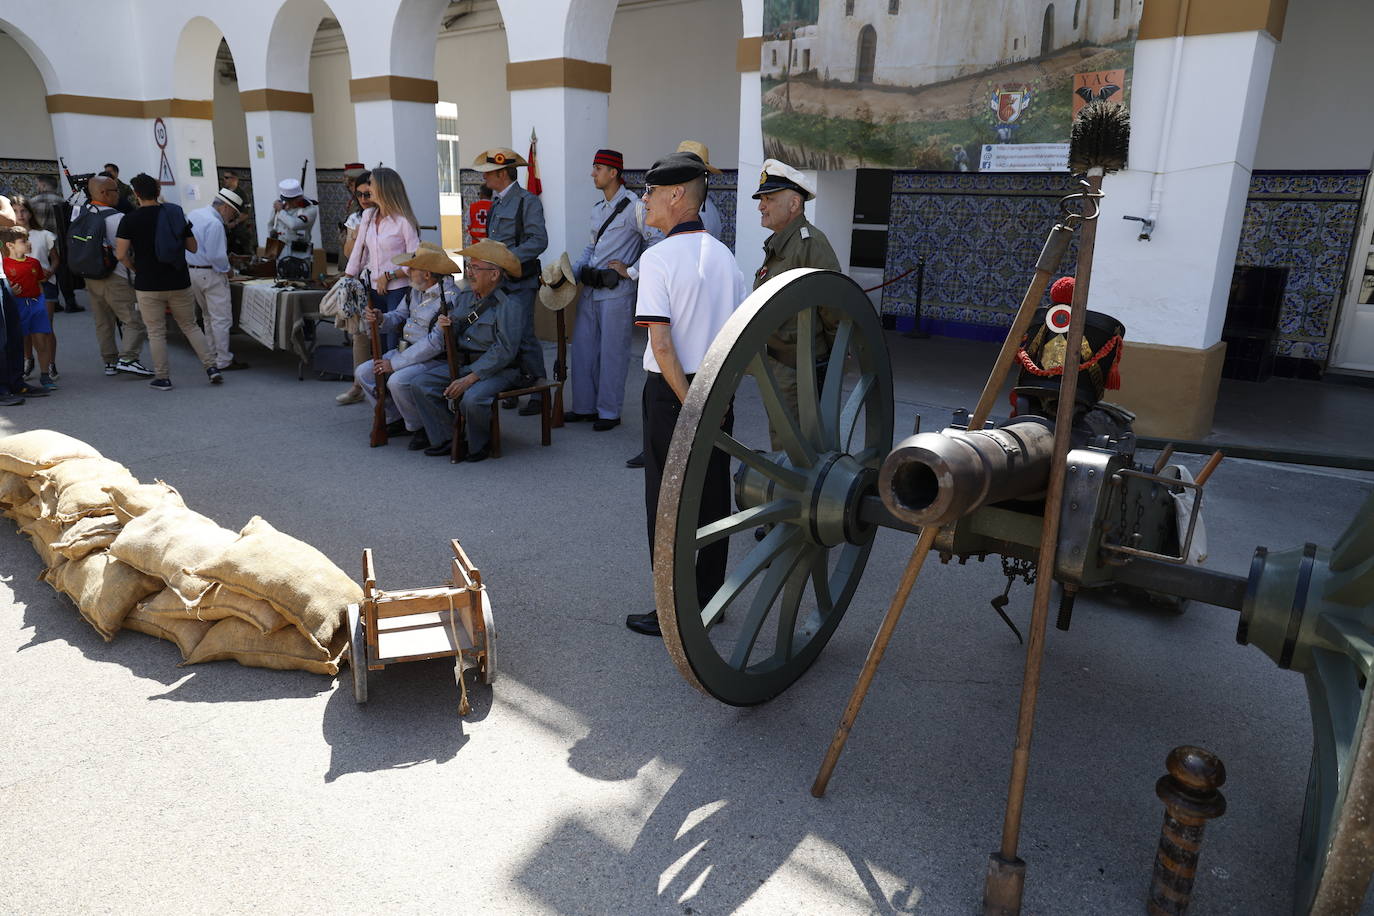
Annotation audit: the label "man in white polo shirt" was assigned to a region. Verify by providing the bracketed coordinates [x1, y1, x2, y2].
[626, 150, 748, 638]
[187, 187, 248, 371]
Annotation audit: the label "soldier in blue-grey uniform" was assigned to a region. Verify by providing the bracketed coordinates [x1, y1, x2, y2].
[411, 239, 527, 462]
[558, 148, 648, 431]
[473, 146, 548, 417]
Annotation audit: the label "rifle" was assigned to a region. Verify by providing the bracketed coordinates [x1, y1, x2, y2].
[368, 279, 389, 447]
[440, 282, 467, 463]
[299, 158, 309, 191]
[59, 157, 94, 202]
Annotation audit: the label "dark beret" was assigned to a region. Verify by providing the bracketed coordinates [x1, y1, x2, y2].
[645, 151, 707, 186]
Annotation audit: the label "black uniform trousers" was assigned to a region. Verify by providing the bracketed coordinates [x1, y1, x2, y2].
[1, 286, 25, 394]
[643, 371, 734, 605]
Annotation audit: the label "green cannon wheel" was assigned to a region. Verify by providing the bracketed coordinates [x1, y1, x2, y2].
[656, 269, 895, 706]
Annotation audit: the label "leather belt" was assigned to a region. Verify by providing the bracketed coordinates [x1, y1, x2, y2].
[188, 264, 215, 270]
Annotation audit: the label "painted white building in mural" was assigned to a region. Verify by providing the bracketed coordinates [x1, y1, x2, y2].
[809, 0, 1139, 87]
[0, 0, 1371, 436]
[760, 24, 818, 80]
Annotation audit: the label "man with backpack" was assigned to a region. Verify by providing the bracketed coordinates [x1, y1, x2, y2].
[113, 173, 221, 390]
[70, 176, 151, 377]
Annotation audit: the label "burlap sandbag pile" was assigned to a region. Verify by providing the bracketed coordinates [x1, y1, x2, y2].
[0, 430, 356, 675]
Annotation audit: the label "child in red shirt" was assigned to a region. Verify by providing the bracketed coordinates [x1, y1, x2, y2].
[1, 226, 56, 389]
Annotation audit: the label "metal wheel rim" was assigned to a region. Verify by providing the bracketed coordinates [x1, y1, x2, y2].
[657, 269, 894, 706]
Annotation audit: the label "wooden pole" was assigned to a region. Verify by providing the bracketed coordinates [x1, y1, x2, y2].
[983, 171, 1104, 915]
[811, 220, 1075, 798]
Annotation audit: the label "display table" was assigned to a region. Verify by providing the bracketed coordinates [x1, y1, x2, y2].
[228, 280, 328, 363]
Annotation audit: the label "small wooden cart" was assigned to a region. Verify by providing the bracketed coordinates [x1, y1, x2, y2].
[346, 539, 495, 712]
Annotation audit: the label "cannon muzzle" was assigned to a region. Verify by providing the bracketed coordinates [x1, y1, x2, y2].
[878, 419, 1056, 527]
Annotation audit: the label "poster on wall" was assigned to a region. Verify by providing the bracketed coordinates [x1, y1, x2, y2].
[760, 0, 1143, 172]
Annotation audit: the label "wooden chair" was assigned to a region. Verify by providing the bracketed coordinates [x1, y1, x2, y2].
[452, 308, 568, 460]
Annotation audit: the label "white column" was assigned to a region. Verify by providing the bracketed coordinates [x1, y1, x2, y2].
[734, 68, 768, 277]
[354, 98, 442, 245]
[806, 169, 855, 274]
[507, 86, 608, 263]
[161, 117, 219, 210]
[243, 109, 320, 249]
[735, 0, 768, 275]
[1091, 30, 1278, 350]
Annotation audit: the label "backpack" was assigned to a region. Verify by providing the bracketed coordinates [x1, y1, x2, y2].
[66, 205, 119, 279]
[154, 203, 188, 266]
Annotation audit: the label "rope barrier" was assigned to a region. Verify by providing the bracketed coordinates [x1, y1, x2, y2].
[862, 263, 921, 293]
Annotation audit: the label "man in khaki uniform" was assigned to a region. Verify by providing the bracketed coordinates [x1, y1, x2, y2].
[751, 159, 842, 451]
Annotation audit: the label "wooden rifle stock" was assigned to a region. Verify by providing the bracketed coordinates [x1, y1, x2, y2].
[368, 290, 388, 447]
[441, 289, 466, 462]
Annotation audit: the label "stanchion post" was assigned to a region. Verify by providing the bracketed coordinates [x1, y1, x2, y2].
[1147, 746, 1227, 916]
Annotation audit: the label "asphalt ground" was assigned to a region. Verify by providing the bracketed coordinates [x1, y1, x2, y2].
[2, 302, 1371, 915]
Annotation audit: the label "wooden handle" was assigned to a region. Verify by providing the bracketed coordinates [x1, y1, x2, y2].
[1152, 444, 1175, 475]
[369, 315, 388, 447]
[1194, 450, 1224, 486]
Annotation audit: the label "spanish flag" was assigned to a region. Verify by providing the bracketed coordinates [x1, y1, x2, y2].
[526, 126, 543, 196]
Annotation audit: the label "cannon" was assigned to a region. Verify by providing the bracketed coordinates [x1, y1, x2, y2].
[651, 182, 1374, 910]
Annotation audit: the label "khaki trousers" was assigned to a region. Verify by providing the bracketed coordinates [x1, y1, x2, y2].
[86, 273, 147, 364]
[189, 268, 234, 369]
[135, 287, 216, 380]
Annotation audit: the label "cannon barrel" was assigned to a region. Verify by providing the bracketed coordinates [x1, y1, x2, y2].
[878, 419, 1056, 527]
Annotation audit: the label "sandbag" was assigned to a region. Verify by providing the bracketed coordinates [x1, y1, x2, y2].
[104, 479, 185, 523]
[187, 516, 360, 653]
[108, 505, 236, 603]
[142, 584, 288, 635]
[52, 552, 163, 641]
[181, 616, 347, 675]
[0, 471, 34, 508]
[50, 515, 124, 561]
[0, 430, 101, 477]
[8, 494, 44, 522]
[136, 587, 237, 624]
[34, 457, 138, 522]
[194, 584, 290, 634]
[123, 604, 215, 660]
[19, 516, 64, 570]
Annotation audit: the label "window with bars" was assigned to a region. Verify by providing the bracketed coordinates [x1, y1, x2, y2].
[436, 102, 460, 195]
[888, 0, 900, 13]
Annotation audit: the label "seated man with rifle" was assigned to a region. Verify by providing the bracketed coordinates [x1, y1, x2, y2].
[356, 242, 460, 450]
[410, 239, 525, 463]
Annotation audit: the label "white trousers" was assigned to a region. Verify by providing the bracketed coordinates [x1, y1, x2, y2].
[355, 352, 432, 431]
[189, 268, 234, 369]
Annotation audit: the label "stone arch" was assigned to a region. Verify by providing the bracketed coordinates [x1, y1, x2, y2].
[0, 17, 58, 94]
[0, 18, 59, 164]
[172, 16, 230, 101]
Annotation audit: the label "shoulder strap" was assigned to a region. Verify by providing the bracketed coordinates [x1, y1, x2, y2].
[594, 196, 633, 246]
[458, 290, 500, 330]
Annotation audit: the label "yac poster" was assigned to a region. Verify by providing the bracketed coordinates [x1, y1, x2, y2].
[760, 0, 1143, 171]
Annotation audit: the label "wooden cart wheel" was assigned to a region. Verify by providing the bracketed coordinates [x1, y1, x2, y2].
[480, 590, 497, 685]
[657, 269, 894, 706]
[347, 602, 368, 704]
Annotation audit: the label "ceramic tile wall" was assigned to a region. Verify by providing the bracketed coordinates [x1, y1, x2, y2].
[881, 171, 1083, 338]
[1236, 170, 1367, 362]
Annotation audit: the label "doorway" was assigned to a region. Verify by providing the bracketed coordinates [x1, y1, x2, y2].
[856, 25, 877, 83]
[1041, 5, 1055, 57]
[1331, 178, 1374, 372]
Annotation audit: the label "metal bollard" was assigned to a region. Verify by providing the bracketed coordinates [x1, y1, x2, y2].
[1147, 746, 1227, 915]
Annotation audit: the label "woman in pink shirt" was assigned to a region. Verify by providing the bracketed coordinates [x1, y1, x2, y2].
[337, 167, 420, 404]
